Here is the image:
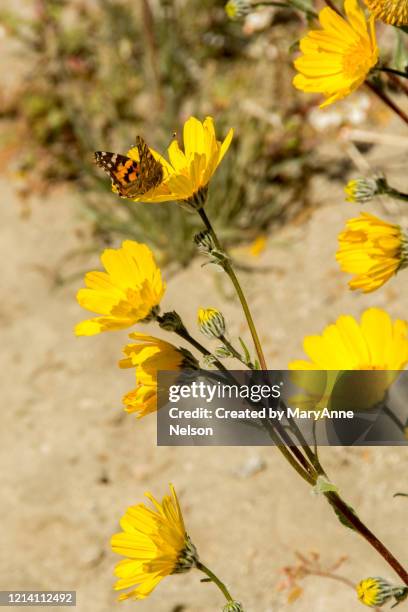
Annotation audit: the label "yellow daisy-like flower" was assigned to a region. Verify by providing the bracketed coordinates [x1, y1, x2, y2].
[364, 0, 408, 24]
[336, 212, 408, 293]
[111, 484, 198, 600]
[119, 333, 198, 418]
[293, 0, 378, 107]
[125, 116, 233, 209]
[75, 241, 164, 336]
[289, 308, 408, 411]
[289, 308, 408, 370]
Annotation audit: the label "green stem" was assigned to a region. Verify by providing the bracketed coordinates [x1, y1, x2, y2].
[196, 560, 235, 603]
[280, 400, 324, 473]
[260, 417, 317, 484]
[386, 187, 408, 202]
[219, 335, 256, 369]
[176, 328, 229, 372]
[382, 404, 406, 434]
[198, 208, 268, 370]
[254, 0, 318, 17]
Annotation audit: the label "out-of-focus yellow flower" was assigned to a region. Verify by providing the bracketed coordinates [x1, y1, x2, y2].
[336, 212, 408, 293]
[289, 308, 408, 370]
[198, 307, 226, 339]
[225, 0, 252, 20]
[126, 116, 233, 209]
[111, 484, 198, 600]
[119, 333, 198, 418]
[364, 0, 408, 24]
[293, 0, 378, 107]
[289, 308, 408, 412]
[75, 241, 164, 336]
[249, 235, 267, 257]
[357, 577, 407, 607]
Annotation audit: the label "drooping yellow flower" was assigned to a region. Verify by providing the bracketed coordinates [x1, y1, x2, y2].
[125, 116, 233, 209]
[119, 333, 198, 417]
[364, 0, 408, 24]
[289, 308, 408, 370]
[293, 0, 378, 107]
[336, 212, 408, 293]
[111, 484, 198, 600]
[75, 241, 165, 336]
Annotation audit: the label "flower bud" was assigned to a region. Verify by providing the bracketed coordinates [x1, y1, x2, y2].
[345, 176, 386, 203]
[198, 308, 226, 339]
[223, 602, 244, 612]
[225, 0, 252, 20]
[356, 577, 408, 607]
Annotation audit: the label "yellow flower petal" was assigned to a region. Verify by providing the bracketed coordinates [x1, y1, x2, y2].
[293, 0, 378, 106]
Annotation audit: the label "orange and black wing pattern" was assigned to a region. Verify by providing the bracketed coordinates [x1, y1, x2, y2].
[94, 136, 163, 198]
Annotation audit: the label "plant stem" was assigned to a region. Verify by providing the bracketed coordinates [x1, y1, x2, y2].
[379, 66, 408, 80]
[325, 491, 408, 585]
[196, 560, 235, 603]
[197, 205, 408, 587]
[366, 81, 408, 126]
[176, 328, 229, 372]
[198, 208, 268, 370]
[387, 187, 408, 202]
[253, 1, 291, 7]
[220, 335, 256, 369]
[254, 0, 318, 17]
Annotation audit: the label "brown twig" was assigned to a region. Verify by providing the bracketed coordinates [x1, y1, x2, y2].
[365, 81, 408, 126]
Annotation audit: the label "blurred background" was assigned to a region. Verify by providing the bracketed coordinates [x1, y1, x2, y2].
[1, 0, 407, 610]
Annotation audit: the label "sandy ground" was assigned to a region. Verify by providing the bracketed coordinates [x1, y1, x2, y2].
[1, 5, 408, 611]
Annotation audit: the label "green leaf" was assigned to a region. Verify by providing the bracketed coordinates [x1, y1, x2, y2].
[326, 496, 357, 531]
[238, 336, 252, 366]
[313, 475, 339, 495]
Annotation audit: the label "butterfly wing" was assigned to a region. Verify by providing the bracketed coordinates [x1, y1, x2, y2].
[94, 136, 163, 199]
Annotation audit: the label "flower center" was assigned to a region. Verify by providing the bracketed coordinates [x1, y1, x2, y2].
[342, 42, 373, 80]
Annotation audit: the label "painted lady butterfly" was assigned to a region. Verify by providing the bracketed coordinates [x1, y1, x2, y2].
[94, 136, 163, 198]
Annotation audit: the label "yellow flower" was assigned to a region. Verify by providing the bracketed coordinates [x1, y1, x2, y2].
[119, 333, 198, 418]
[75, 241, 164, 336]
[336, 212, 408, 293]
[293, 0, 378, 107]
[111, 484, 198, 601]
[248, 235, 267, 257]
[363, 0, 408, 24]
[289, 308, 408, 411]
[289, 307, 408, 370]
[126, 116, 233, 209]
[357, 577, 407, 607]
[198, 307, 226, 339]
